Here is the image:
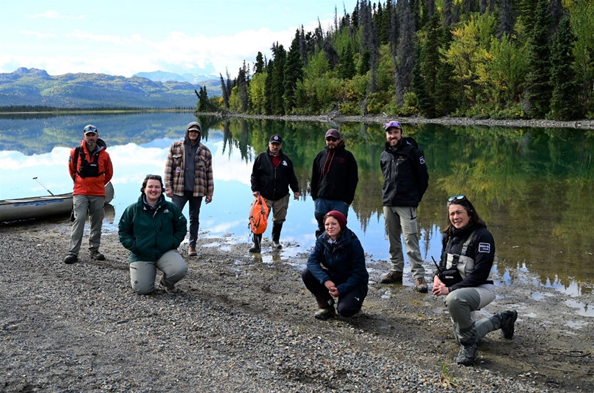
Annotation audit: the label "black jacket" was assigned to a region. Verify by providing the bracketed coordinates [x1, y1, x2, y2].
[380, 137, 429, 207]
[310, 143, 358, 204]
[250, 148, 299, 201]
[438, 224, 495, 291]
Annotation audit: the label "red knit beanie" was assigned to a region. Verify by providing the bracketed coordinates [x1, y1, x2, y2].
[324, 210, 347, 230]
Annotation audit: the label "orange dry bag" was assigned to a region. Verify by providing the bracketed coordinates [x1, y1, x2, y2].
[249, 195, 269, 234]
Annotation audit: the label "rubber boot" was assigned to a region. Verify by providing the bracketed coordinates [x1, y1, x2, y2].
[249, 233, 262, 253]
[314, 211, 325, 238]
[272, 222, 283, 249]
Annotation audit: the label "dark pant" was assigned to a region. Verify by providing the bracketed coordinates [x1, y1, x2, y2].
[172, 192, 203, 248]
[301, 268, 367, 317]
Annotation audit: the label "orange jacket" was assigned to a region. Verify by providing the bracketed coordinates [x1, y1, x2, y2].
[68, 139, 113, 196]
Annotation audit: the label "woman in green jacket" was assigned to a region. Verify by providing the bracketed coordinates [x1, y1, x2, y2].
[118, 175, 188, 294]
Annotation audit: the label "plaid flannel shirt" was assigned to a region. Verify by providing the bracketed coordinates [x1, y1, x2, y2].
[164, 140, 214, 197]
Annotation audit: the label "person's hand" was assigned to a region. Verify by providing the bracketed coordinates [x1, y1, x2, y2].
[166, 190, 173, 198]
[293, 192, 300, 200]
[432, 276, 449, 297]
[324, 280, 339, 297]
[253, 191, 260, 197]
[205, 195, 212, 204]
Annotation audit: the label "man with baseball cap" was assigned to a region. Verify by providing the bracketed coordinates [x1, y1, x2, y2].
[64, 124, 113, 264]
[164, 121, 214, 257]
[249, 134, 300, 252]
[310, 128, 359, 237]
[380, 120, 429, 293]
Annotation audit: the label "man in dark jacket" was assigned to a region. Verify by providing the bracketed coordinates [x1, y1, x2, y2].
[379, 121, 429, 293]
[249, 134, 300, 252]
[310, 128, 358, 237]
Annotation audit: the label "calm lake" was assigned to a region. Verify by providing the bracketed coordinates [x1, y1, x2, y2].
[1, 112, 593, 299]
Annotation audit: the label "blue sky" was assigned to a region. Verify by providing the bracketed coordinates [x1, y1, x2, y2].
[1, 0, 358, 78]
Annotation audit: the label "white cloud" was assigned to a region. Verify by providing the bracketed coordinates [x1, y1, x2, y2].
[18, 30, 57, 38]
[25, 10, 88, 20]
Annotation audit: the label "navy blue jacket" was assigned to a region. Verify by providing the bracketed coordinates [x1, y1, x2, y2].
[307, 228, 369, 295]
[380, 137, 429, 207]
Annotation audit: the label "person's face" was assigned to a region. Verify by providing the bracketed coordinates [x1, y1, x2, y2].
[448, 203, 471, 229]
[386, 128, 402, 147]
[144, 179, 163, 201]
[83, 132, 98, 150]
[324, 216, 342, 239]
[269, 142, 281, 156]
[188, 129, 200, 142]
[325, 136, 339, 150]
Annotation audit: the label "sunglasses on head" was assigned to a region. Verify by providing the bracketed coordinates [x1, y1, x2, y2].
[448, 195, 466, 202]
[385, 121, 401, 129]
[84, 125, 98, 133]
[326, 137, 338, 142]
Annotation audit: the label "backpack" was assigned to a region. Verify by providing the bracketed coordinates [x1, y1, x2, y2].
[249, 195, 269, 234]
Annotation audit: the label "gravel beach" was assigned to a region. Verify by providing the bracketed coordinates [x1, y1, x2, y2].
[1, 220, 593, 392]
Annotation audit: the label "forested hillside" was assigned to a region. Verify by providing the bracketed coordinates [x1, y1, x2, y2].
[213, 0, 593, 121]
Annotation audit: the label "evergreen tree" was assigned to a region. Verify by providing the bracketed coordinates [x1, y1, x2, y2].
[443, 0, 455, 27]
[351, 0, 359, 29]
[270, 43, 287, 115]
[219, 72, 230, 109]
[524, 0, 553, 118]
[263, 60, 274, 115]
[549, 18, 583, 120]
[395, 0, 416, 106]
[423, 12, 441, 97]
[254, 52, 264, 74]
[198, 86, 209, 111]
[338, 42, 357, 79]
[497, 0, 516, 39]
[299, 26, 308, 66]
[412, 46, 436, 117]
[434, 27, 456, 116]
[284, 31, 304, 114]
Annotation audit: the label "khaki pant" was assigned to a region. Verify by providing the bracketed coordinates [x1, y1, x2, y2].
[68, 194, 105, 256]
[129, 250, 188, 295]
[445, 284, 496, 343]
[263, 193, 290, 224]
[383, 205, 425, 278]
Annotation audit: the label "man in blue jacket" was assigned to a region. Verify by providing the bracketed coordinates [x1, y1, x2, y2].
[380, 121, 429, 293]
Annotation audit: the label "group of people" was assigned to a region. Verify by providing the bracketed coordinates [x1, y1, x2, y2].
[63, 120, 517, 366]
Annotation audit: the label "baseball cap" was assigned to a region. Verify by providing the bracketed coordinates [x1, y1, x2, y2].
[269, 134, 283, 144]
[83, 124, 98, 135]
[186, 121, 202, 133]
[384, 121, 402, 131]
[325, 129, 340, 139]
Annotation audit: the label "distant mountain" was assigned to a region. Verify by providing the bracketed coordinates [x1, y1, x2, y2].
[134, 70, 219, 84]
[0, 68, 221, 109]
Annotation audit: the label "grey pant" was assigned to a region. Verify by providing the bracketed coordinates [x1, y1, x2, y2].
[129, 250, 188, 295]
[383, 206, 425, 278]
[445, 284, 497, 343]
[68, 194, 105, 256]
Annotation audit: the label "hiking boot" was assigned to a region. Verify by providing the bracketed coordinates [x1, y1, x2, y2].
[187, 246, 198, 257]
[456, 343, 478, 366]
[90, 251, 105, 261]
[314, 307, 336, 320]
[414, 276, 428, 293]
[380, 270, 403, 284]
[63, 254, 78, 264]
[500, 310, 518, 339]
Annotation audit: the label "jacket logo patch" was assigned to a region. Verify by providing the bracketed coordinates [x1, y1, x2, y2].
[419, 156, 426, 165]
[164, 209, 170, 214]
[478, 242, 491, 253]
[282, 160, 288, 166]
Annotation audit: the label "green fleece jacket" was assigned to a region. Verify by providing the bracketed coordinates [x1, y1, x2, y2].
[118, 195, 187, 262]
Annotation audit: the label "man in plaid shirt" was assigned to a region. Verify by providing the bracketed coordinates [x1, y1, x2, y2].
[164, 121, 214, 256]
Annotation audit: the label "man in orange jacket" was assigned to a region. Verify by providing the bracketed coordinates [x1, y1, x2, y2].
[64, 124, 114, 264]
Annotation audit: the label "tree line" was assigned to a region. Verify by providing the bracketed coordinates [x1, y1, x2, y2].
[197, 0, 593, 121]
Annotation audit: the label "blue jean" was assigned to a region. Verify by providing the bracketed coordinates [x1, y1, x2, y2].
[172, 192, 203, 247]
[313, 198, 349, 234]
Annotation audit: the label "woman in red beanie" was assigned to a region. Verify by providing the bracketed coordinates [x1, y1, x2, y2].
[301, 210, 369, 320]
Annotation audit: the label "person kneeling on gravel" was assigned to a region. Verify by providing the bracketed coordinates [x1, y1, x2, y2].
[301, 211, 369, 320]
[432, 195, 518, 366]
[118, 175, 188, 294]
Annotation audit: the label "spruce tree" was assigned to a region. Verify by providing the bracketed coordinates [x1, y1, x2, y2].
[434, 27, 456, 116]
[549, 18, 583, 120]
[254, 52, 264, 74]
[412, 46, 436, 117]
[284, 31, 304, 114]
[338, 43, 357, 79]
[497, 0, 516, 39]
[524, 0, 553, 118]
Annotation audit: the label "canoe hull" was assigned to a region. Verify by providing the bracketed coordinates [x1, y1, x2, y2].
[0, 182, 114, 223]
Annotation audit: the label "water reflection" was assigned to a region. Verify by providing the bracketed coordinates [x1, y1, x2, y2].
[1, 113, 593, 296]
